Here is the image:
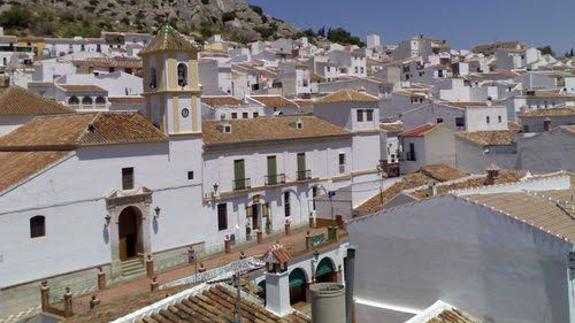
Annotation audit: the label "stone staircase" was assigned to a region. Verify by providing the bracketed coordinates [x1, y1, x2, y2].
[120, 258, 145, 278]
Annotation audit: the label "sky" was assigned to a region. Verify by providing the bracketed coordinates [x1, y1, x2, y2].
[247, 0, 575, 54]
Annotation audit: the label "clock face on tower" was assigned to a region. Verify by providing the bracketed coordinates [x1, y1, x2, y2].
[181, 108, 190, 118]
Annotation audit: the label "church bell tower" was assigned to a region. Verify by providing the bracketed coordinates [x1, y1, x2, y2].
[139, 24, 201, 135]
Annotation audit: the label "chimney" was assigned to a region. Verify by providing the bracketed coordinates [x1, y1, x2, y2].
[344, 247, 356, 323]
[485, 164, 501, 185]
[428, 182, 437, 197]
[263, 243, 292, 317]
[310, 283, 346, 323]
[486, 96, 493, 107]
[543, 117, 551, 132]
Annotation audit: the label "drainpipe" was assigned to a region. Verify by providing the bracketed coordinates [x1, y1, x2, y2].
[344, 247, 356, 323]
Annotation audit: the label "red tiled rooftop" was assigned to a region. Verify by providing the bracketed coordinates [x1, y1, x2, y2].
[399, 123, 439, 137]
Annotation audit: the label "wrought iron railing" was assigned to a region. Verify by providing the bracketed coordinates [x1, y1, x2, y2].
[265, 174, 286, 186]
[296, 169, 311, 181]
[233, 178, 251, 191]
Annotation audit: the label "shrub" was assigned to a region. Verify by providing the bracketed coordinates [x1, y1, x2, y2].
[0, 6, 32, 29]
[222, 11, 236, 22]
[249, 5, 263, 16]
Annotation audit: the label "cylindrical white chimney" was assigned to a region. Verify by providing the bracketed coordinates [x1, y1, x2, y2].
[310, 283, 346, 323]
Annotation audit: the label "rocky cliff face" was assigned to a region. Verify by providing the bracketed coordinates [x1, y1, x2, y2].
[0, 0, 300, 42]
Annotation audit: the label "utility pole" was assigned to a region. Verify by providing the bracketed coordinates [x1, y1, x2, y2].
[328, 190, 337, 240]
[377, 160, 386, 209]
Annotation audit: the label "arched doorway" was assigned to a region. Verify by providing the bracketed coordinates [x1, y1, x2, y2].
[315, 257, 337, 283]
[118, 207, 142, 261]
[289, 268, 308, 305]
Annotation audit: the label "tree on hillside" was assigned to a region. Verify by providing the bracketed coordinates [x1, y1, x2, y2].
[537, 46, 554, 56]
[317, 26, 326, 38]
[327, 27, 365, 47]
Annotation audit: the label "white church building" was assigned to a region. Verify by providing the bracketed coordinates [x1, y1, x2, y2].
[0, 26, 384, 317]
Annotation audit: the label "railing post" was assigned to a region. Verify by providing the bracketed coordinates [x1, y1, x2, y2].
[40, 281, 50, 312]
[305, 231, 312, 251]
[146, 254, 154, 278]
[89, 294, 100, 310]
[284, 219, 291, 236]
[97, 266, 106, 290]
[256, 230, 263, 244]
[224, 235, 232, 254]
[150, 276, 159, 292]
[63, 287, 73, 317]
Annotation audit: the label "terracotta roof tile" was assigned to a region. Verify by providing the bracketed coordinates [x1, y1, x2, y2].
[142, 284, 310, 323]
[202, 115, 350, 146]
[0, 151, 71, 193]
[379, 122, 403, 133]
[463, 190, 575, 244]
[455, 130, 516, 146]
[60, 85, 108, 93]
[410, 169, 525, 199]
[0, 86, 73, 116]
[249, 95, 298, 108]
[316, 89, 379, 104]
[419, 164, 470, 182]
[355, 165, 469, 215]
[518, 107, 575, 117]
[292, 99, 314, 109]
[108, 97, 144, 104]
[427, 308, 481, 323]
[262, 243, 292, 264]
[399, 123, 439, 137]
[0, 112, 166, 149]
[202, 96, 247, 107]
[73, 57, 143, 69]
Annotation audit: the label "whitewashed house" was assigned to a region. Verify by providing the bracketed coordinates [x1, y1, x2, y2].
[201, 96, 264, 120]
[518, 107, 575, 132]
[327, 49, 367, 78]
[346, 175, 575, 323]
[517, 125, 575, 172]
[202, 115, 353, 243]
[313, 89, 384, 207]
[399, 123, 456, 174]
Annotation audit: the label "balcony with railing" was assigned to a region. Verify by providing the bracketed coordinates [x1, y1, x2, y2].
[233, 178, 251, 191]
[265, 174, 286, 186]
[296, 169, 312, 181]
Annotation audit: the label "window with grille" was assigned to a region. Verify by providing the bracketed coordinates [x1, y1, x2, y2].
[122, 167, 134, 190]
[338, 153, 346, 173]
[284, 192, 291, 217]
[366, 109, 374, 121]
[357, 109, 364, 122]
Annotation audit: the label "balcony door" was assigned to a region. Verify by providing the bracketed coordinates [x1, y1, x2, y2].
[234, 159, 245, 190]
[267, 156, 277, 185]
[297, 153, 306, 180]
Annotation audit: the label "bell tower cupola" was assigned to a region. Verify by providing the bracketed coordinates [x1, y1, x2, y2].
[139, 24, 201, 135]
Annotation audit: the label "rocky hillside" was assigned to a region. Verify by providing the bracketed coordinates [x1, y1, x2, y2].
[0, 0, 301, 42]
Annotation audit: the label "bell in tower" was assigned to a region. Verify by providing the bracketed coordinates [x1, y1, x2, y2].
[139, 24, 202, 136]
